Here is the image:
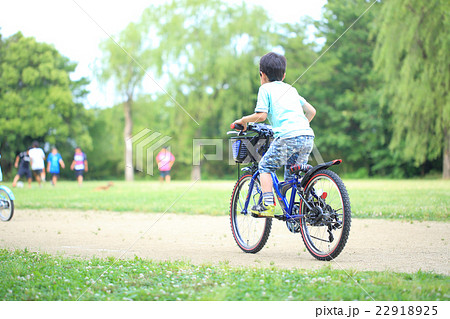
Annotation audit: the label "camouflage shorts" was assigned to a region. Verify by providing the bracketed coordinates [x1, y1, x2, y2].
[259, 135, 314, 181]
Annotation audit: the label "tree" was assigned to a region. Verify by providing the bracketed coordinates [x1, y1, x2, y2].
[140, 0, 276, 180]
[87, 94, 175, 180]
[97, 22, 153, 181]
[282, 0, 389, 176]
[0, 32, 91, 175]
[374, 0, 450, 178]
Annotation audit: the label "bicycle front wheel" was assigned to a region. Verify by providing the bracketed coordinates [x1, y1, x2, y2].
[300, 169, 351, 260]
[230, 174, 272, 253]
[0, 189, 14, 222]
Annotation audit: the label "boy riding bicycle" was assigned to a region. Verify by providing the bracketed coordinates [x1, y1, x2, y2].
[232, 52, 316, 217]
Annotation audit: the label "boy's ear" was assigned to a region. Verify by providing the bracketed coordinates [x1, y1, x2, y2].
[282, 73, 286, 81]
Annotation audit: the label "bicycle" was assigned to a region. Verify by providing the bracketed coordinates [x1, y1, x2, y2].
[0, 154, 15, 222]
[228, 123, 351, 260]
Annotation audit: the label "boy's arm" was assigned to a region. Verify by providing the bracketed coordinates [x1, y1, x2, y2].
[59, 159, 65, 169]
[302, 102, 316, 122]
[14, 155, 19, 168]
[233, 112, 267, 131]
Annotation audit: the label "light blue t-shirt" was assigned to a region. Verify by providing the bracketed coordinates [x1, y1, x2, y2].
[254, 81, 314, 138]
[47, 153, 62, 174]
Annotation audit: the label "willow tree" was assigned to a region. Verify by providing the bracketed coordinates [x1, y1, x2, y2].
[97, 22, 152, 181]
[140, 0, 276, 180]
[374, 0, 450, 178]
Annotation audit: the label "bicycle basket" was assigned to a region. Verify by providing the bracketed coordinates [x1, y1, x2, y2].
[231, 136, 269, 163]
[232, 139, 248, 163]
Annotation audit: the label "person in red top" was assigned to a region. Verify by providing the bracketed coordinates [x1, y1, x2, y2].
[156, 147, 175, 183]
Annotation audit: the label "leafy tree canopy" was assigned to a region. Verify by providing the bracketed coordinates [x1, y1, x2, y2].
[0, 32, 91, 173]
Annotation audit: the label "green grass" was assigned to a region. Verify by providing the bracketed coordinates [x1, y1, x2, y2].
[345, 179, 450, 221]
[0, 249, 448, 301]
[4, 179, 450, 221]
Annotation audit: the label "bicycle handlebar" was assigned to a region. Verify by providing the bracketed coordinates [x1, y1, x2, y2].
[229, 122, 273, 137]
[230, 123, 245, 130]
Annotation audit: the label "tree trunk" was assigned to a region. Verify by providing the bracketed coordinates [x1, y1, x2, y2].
[443, 130, 450, 179]
[124, 98, 134, 181]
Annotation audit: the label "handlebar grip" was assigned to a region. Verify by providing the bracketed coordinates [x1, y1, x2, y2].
[230, 123, 244, 130]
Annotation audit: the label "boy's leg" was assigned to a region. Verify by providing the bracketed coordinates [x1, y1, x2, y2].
[34, 170, 42, 186]
[26, 170, 32, 188]
[252, 138, 289, 217]
[12, 174, 20, 187]
[260, 173, 272, 193]
[284, 136, 314, 181]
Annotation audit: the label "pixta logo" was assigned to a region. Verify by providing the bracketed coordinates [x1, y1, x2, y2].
[128, 129, 172, 176]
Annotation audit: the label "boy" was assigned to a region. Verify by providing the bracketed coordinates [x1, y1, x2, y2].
[47, 147, 65, 186]
[28, 141, 46, 187]
[12, 148, 32, 188]
[232, 52, 316, 217]
[70, 147, 88, 186]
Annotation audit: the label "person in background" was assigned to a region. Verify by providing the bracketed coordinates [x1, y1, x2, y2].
[156, 147, 175, 183]
[12, 148, 32, 188]
[28, 141, 46, 187]
[47, 147, 65, 186]
[70, 147, 88, 186]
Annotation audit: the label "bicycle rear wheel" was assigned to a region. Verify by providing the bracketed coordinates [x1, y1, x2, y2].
[300, 169, 351, 260]
[0, 189, 14, 222]
[230, 174, 272, 253]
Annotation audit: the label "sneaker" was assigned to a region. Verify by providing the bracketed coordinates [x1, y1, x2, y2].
[251, 200, 276, 217]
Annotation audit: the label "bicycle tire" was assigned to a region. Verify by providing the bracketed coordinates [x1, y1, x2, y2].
[230, 174, 272, 253]
[0, 189, 14, 222]
[300, 169, 351, 260]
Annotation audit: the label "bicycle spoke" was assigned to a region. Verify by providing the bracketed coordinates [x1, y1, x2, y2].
[231, 175, 271, 253]
[300, 170, 350, 260]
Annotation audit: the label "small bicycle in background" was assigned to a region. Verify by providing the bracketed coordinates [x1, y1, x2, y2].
[228, 123, 351, 261]
[0, 154, 15, 221]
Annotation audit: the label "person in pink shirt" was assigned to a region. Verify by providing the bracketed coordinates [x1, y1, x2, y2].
[156, 147, 175, 183]
[70, 147, 88, 186]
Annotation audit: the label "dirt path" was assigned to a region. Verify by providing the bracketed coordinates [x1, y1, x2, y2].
[0, 209, 449, 275]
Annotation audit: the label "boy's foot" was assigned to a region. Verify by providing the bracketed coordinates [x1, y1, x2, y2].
[251, 201, 276, 217]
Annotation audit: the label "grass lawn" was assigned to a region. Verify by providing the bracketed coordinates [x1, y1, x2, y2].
[1, 249, 448, 301]
[5, 179, 450, 221]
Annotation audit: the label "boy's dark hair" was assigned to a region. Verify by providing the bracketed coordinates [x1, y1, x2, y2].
[32, 141, 39, 148]
[259, 52, 287, 82]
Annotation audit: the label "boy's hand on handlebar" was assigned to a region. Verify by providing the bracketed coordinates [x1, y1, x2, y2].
[231, 119, 247, 131]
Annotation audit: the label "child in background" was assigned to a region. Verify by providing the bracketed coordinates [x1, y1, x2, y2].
[70, 147, 88, 186]
[28, 141, 46, 187]
[47, 147, 65, 186]
[12, 149, 32, 188]
[156, 147, 175, 183]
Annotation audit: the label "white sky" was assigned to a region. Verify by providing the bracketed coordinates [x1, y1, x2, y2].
[0, 0, 326, 107]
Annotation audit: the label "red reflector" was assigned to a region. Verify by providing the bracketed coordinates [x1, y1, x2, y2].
[321, 192, 327, 199]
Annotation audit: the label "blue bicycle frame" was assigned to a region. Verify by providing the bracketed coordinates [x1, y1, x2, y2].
[241, 170, 307, 221]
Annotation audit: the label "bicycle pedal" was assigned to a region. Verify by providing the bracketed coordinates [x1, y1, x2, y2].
[274, 214, 286, 220]
[251, 213, 273, 218]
